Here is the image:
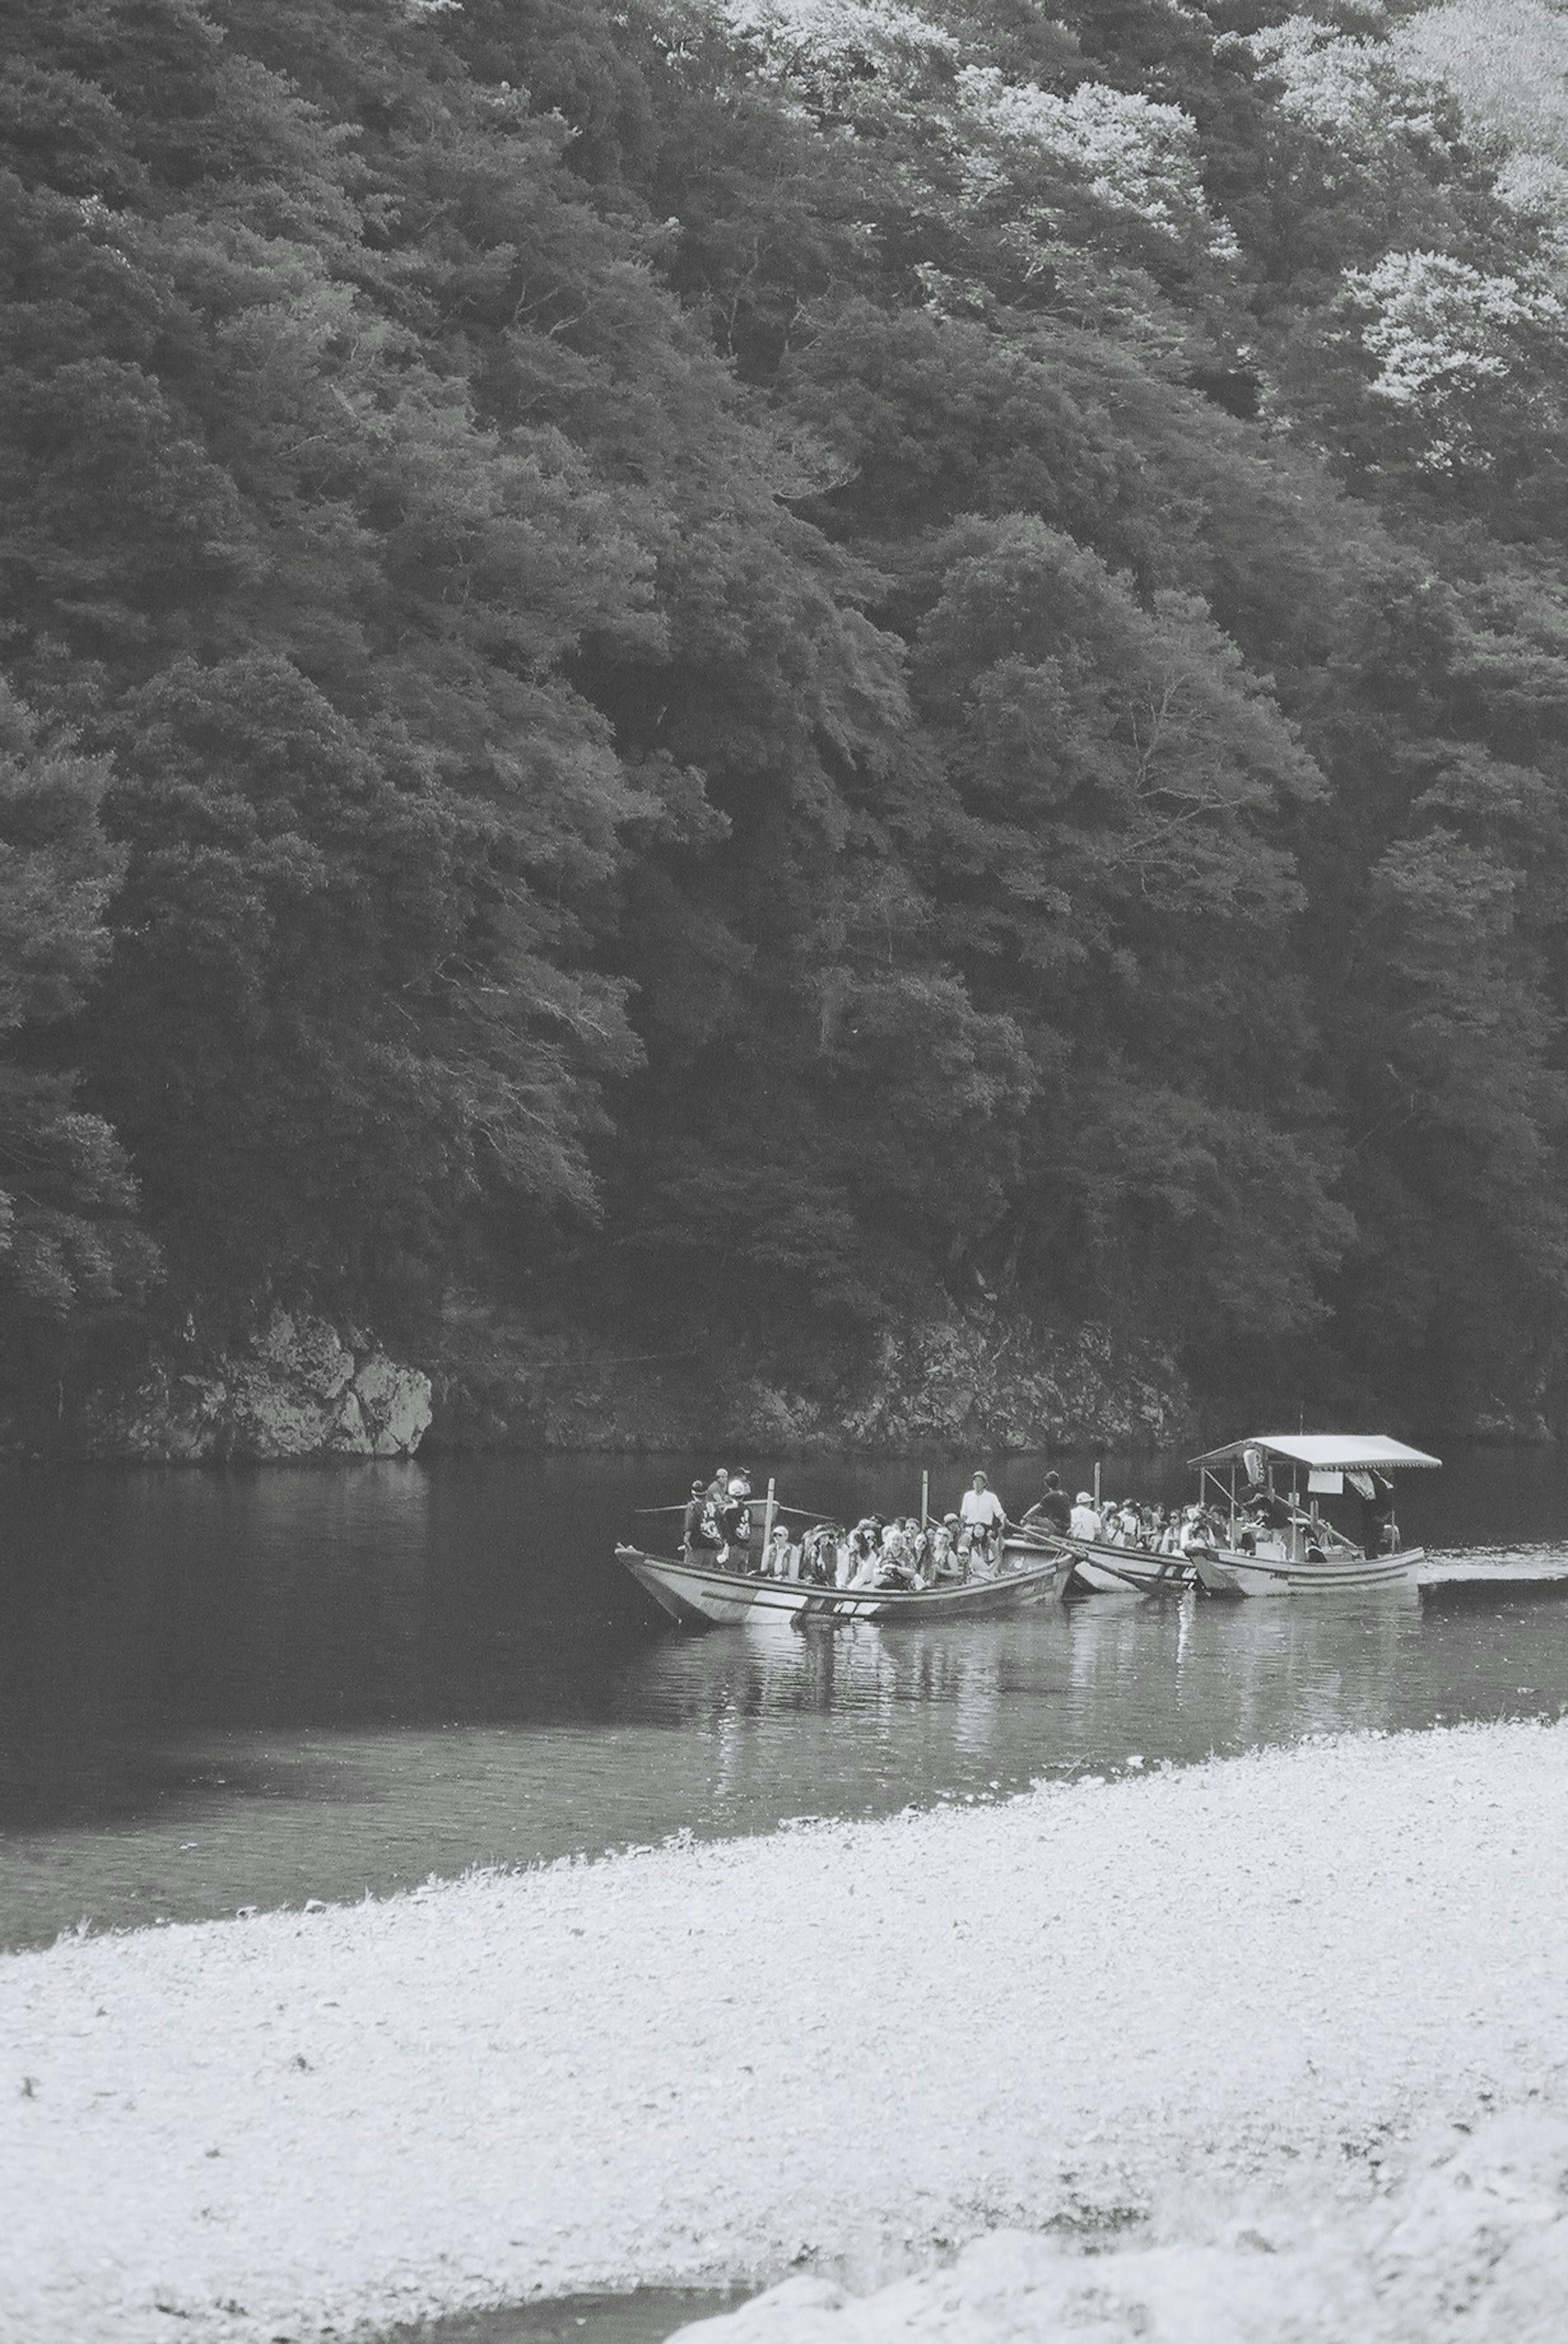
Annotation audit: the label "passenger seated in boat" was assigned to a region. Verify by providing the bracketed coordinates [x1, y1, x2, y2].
[799, 1526, 832, 1585]
[931, 1516, 967, 1578]
[849, 1541, 885, 1589]
[848, 1518, 881, 1572]
[1110, 1500, 1139, 1546]
[959, 1473, 1007, 1571]
[1175, 1505, 1212, 1555]
[958, 1520, 1000, 1576]
[873, 1530, 922, 1590]
[762, 1522, 795, 1577]
[926, 1521, 959, 1578]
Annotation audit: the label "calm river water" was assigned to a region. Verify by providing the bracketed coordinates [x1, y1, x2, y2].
[4, 1446, 1568, 1952]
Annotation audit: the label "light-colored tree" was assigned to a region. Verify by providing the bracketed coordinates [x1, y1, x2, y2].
[1344, 248, 1565, 470]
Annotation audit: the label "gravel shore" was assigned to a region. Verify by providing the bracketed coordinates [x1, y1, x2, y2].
[4, 1722, 1568, 2344]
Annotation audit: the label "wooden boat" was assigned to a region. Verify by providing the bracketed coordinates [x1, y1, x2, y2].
[615, 1542, 1076, 1630]
[1180, 1433, 1439, 1596]
[1058, 1542, 1195, 1595]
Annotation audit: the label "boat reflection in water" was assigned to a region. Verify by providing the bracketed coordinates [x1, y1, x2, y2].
[4, 1448, 1560, 1950]
[1060, 1586, 1417, 1754]
[620, 1584, 1422, 1818]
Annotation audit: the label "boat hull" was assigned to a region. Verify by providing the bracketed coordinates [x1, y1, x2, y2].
[616, 1544, 1075, 1629]
[1190, 1544, 1425, 1597]
[1059, 1540, 1196, 1594]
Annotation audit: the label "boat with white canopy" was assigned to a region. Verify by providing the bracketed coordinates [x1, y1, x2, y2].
[1181, 1433, 1440, 1595]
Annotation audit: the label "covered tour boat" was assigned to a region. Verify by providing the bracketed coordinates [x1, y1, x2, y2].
[615, 1538, 1075, 1630]
[1179, 1433, 1440, 1595]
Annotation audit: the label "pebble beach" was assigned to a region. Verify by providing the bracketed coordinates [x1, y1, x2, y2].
[4, 1721, 1568, 2344]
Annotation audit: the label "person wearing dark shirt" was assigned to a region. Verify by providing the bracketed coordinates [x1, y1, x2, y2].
[1358, 1471, 1396, 1559]
[682, 1480, 708, 1557]
[1020, 1471, 1072, 1536]
[722, 1468, 754, 1569]
[1243, 1477, 1290, 1532]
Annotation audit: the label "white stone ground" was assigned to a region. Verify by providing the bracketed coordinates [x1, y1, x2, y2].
[3, 1722, 1568, 2344]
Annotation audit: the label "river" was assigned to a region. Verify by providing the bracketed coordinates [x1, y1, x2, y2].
[4, 1445, 1568, 1953]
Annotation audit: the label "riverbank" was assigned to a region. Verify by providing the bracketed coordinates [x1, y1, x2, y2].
[4, 1721, 1568, 2343]
[0, 1302, 1193, 1464]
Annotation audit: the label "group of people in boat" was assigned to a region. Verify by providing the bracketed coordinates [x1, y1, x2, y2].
[676, 1455, 1401, 1581]
[1059, 1465, 1398, 1563]
[681, 1466, 1020, 1586]
[1055, 1490, 1228, 1556]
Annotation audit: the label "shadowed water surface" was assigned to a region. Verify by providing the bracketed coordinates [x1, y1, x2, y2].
[3, 1448, 1568, 1950]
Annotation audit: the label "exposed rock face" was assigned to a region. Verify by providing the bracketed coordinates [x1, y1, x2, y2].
[350, 1349, 436, 1457]
[52, 1311, 432, 1464]
[426, 1293, 1194, 1455]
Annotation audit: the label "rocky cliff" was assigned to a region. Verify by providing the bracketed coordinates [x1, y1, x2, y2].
[14, 1288, 1558, 1466]
[423, 1295, 1194, 1457]
[1, 1297, 1192, 1465]
[3, 1311, 433, 1464]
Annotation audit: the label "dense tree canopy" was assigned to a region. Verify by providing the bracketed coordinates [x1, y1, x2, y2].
[7, 0, 1568, 1425]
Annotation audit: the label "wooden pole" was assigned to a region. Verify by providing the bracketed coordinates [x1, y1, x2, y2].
[920, 1468, 929, 1530]
[762, 1476, 781, 1574]
[1094, 1459, 1101, 1508]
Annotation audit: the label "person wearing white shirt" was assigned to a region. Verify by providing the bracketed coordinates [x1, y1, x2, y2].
[1069, 1492, 1102, 1542]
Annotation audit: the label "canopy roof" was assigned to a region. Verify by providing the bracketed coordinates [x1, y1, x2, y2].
[1189, 1434, 1442, 1473]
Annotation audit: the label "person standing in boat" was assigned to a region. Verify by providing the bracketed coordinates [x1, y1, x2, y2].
[682, 1479, 709, 1559]
[1020, 1471, 1071, 1537]
[1069, 1490, 1102, 1542]
[1354, 1469, 1397, 1559]
[722, 1468, 754, 1570]
[959, 1471, 1007, 1573]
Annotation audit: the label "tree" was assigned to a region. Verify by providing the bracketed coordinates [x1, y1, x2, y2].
[0, 683, 153, 1362]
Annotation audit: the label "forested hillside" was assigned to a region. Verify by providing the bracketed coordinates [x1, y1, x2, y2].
[7, 0, 1568, 1441]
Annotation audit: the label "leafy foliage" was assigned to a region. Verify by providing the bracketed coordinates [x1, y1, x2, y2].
[0, 684, 154, 1353]
[9, 0, 1568, 1422]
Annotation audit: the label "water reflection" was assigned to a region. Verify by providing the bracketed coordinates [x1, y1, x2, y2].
[3, 1452, 1568, 1950]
